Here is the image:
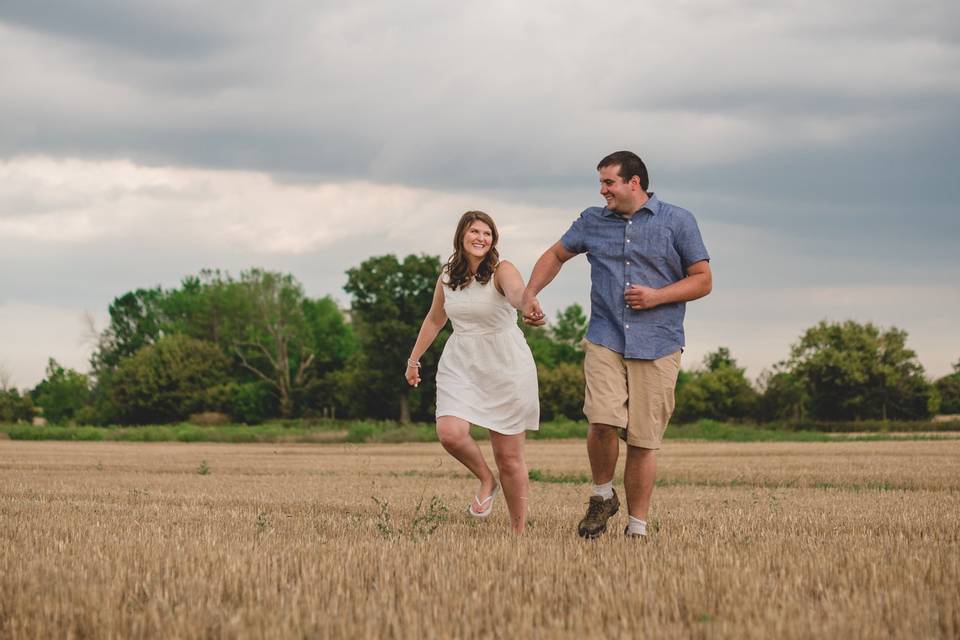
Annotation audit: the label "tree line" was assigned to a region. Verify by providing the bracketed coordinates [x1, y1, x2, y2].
[2, 254, 957, 426]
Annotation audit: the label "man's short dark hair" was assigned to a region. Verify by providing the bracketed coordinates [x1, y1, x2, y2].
[597, 151, 649, 191]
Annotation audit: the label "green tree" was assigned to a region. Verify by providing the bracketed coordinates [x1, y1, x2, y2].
[344, 254, 447, 422]
[300, 296, 358, 417]
[788, 320, 936, 421]
[92, 288, 166, 372]
[755, 368, 807, 421]
[0, 389, 34, 423]
[674, 348, 758, 423]
[229, 269, 319, 418]
[537, 362, 585, 421]
[31, 359, 93, 424]
[520, 303, 587, 367]
[934, 359, 960, 415]
[163, 270, 250, 350]
[108, 335, 230, 424]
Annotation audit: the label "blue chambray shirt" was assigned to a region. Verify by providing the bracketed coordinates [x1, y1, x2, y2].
[560, 193, 710, 360]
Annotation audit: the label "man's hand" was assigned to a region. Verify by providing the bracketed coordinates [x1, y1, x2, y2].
[521, 295, 547, 326]
[624, 285, 662, 310]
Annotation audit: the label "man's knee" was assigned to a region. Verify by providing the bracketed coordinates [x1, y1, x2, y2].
[627, 443, 656, 459]
[589, 423, 621, 440]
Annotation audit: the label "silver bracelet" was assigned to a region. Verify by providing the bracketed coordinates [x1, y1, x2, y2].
[407, 359, 421, 368]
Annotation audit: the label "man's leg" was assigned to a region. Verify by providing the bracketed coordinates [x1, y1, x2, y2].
[624, 445, 657, 520]
[622, 350, 681, 537]
[587, 422, 620, 485]
[578, 425, 622, 537]
[578, 341, 629, 538]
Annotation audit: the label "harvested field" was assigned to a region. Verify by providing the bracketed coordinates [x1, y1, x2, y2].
[1, 439, 958, 639]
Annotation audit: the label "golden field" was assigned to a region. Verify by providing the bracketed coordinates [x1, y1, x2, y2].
[1, 438, 958, 639]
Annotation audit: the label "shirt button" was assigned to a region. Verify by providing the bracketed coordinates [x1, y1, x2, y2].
[625, 324, 630, 329]
[626, 238, 631, 243]
[625, 261, 630, 265]
[628, 221, 633, 225]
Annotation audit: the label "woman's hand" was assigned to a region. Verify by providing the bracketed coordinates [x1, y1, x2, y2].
[405, 361, 421, 387]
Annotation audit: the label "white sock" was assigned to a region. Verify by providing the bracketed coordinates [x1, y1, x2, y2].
[592, 481, 614, 500]
[626, 516, 647, 536]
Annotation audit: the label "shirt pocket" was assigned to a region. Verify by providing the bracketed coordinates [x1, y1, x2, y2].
[637, 227, 671, 259]
[591, 237, 624, 259]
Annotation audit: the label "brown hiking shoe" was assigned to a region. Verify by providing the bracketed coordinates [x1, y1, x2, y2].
[577, 489, 619, 539]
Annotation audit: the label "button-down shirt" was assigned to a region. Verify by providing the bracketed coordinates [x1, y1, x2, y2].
[560, 193, 710, 360]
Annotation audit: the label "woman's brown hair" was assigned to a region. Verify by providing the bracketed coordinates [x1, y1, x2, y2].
[443, 211, 500, 290]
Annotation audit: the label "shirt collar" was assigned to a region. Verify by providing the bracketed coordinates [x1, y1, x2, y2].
[601, 192, 660, 218]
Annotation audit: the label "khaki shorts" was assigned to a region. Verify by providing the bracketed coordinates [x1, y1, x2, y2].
[582, 340, 682, 450]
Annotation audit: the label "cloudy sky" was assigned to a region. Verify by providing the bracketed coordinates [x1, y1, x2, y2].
[1, 0, 958, 388]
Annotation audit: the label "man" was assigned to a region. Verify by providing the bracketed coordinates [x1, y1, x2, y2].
[522, 151, 712, 539]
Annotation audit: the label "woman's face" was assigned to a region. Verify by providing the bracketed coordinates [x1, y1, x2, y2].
[462, 220, 494, 260]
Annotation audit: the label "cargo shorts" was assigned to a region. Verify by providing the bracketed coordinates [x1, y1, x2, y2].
[582, 340, 682, 450]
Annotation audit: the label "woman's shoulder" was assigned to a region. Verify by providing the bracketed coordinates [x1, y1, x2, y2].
[493, 259, 520, 277]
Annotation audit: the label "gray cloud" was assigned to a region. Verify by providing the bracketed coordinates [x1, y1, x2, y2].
[2, 1, 958, 385]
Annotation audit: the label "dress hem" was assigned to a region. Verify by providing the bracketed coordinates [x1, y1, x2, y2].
[435, 411, 539, 434]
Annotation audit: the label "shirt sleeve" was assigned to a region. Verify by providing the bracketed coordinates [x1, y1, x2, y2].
[560, 211, 590, 254]
[675, 211, 710, 268]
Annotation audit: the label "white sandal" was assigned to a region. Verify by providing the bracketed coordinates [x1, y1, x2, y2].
[468, 483, 499, 518]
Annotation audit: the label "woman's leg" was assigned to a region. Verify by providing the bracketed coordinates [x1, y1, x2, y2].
[489, 431, 529, 533]
[436, 416, 497, 505]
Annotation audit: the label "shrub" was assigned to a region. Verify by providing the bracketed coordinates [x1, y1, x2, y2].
[107, 335, 230, 424]
[537, 362, 585, 421]
[188, 411, 231, 426]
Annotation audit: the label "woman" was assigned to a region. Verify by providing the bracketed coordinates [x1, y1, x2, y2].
[406, 211, 539, 534]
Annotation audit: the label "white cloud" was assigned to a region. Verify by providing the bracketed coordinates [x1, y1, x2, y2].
[0, 156, 571, 255]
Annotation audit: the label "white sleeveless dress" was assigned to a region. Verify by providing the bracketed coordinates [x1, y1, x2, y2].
[435, 274, 539, 434]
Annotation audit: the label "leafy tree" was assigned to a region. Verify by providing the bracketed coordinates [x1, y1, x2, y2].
[537, 362, 585, 421]
[704, 347, 737, 372]
[163, 270, 251, 350]
[934, 359, 960, 415]
[787, 320, 936, 421]
[31, 359, 93, 424]
[519, 303, 587, 367]
[108, 335, 230, 424]
[0, 389, 34, 423]
[230, 269, 318, 418]
[553, 303, 587, 346]
[344, 254, 447, 422]
[92, 288, 166, 372]
[755, 368, 807, 421]
[298, 296, 358, 417]
[303, 296, 357, 374]
[674, 348, 758, 423]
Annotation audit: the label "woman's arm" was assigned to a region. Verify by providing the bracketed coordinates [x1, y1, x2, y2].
[494, 261, 527, 310]
[405, 277, 448, 387]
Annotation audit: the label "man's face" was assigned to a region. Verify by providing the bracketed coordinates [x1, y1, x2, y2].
[599, 165, 640, 215]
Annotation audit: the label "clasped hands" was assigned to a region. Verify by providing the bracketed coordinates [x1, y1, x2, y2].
[521, 295, 546, 326]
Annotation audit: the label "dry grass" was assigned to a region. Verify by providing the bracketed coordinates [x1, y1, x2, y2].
[1, 439, 958, 639]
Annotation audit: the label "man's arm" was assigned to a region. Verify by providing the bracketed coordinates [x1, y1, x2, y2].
[624, 260, 712, 310]
[521, 241, 578, 324]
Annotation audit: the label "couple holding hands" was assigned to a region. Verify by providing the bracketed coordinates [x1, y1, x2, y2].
[405, 151, 712, 538]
